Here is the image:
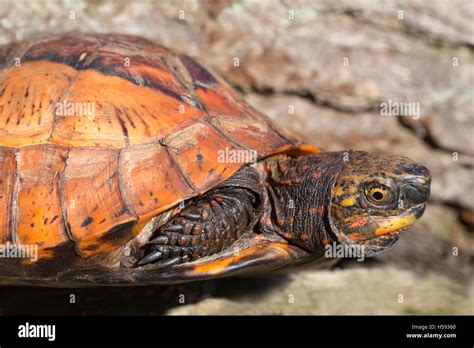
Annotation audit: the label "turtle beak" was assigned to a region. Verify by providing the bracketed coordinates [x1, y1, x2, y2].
[400, 174, 431, 206]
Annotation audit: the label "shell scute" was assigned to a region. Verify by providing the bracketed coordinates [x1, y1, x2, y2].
[60, 147, 136, 257]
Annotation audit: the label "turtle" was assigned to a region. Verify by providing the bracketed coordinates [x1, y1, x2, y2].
[0, 33, 431, 286]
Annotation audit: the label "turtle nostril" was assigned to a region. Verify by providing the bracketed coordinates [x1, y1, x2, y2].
[401, 183, 430, 205]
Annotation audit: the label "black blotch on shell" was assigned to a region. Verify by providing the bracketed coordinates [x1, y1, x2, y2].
[80, 216, 94, 227]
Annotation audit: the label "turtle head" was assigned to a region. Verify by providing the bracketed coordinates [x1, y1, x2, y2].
[329, 151, 431, 256]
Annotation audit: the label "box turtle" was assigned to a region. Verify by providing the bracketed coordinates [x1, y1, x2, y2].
[0, 34, 431, 286]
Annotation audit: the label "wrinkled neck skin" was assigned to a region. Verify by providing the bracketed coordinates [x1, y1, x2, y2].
[258, 152, 346, 253]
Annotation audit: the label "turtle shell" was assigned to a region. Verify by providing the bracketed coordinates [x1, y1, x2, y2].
[0, 33, 317, 262]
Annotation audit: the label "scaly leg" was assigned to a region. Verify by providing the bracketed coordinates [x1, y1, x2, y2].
[137, 187, 260, 270]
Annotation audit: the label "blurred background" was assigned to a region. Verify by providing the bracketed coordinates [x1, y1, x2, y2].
[0, 0, 472, 314]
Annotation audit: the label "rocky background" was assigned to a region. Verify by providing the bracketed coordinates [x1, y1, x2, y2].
[0, 0, 472, 314]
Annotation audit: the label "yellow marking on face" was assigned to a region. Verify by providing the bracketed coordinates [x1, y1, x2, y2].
[334, 186, 345, 197]
[374, 214, 416, 236]
[340, 196, 357, 206]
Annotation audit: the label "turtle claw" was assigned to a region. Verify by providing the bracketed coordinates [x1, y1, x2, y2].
[181, 212, 201, 220]
[164, 224, 183, 232]
[136, 250, 162, 266]
[149, 235, 169, 244]
[148, 257, 181, 270]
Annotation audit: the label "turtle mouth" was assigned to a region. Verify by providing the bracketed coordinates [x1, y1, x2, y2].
[341, 203, 428, 257]
[369, 203, 426, 238]
[330, 202, 427, 249]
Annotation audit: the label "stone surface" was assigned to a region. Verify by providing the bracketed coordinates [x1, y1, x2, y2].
[167, 268, 472, 315]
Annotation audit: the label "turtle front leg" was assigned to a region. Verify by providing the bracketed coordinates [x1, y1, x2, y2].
[136, 187, 260, 270]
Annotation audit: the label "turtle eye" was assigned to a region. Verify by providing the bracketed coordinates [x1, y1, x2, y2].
[366, 184, 390, 204]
